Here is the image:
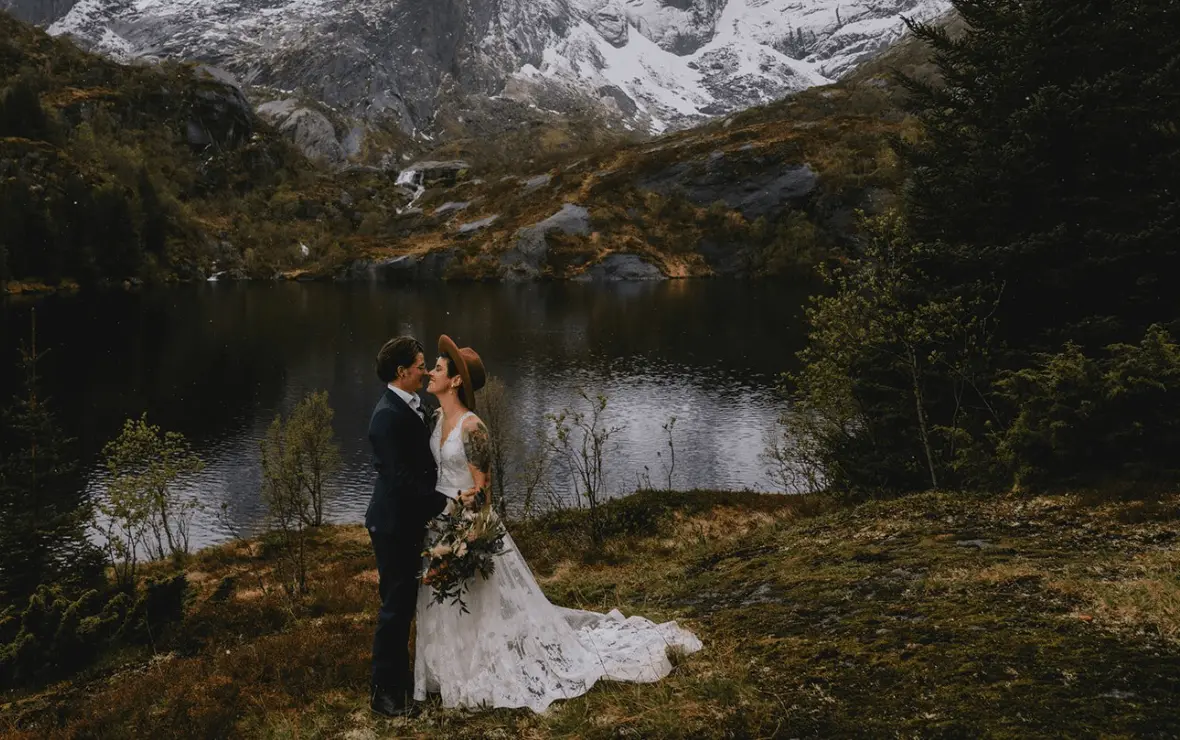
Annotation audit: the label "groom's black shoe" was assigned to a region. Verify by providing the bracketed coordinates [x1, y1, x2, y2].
[370, 686, 414, 718]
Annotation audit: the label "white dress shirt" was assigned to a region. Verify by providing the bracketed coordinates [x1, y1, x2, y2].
[388, 384, 425, 421]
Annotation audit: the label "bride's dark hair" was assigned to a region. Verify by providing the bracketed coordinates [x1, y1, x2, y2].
[438, 352, 473, 408]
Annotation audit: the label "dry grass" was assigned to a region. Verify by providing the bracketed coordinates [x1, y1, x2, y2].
[926, 561, 1045, 589]
[1047, 549, 1180, 642]
[4, 489, 1180, 738]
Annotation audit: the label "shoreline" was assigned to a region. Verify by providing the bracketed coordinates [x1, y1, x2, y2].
[3, 269, 798, 297]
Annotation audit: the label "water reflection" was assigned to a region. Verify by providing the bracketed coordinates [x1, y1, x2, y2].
[1, 280, 811, 550]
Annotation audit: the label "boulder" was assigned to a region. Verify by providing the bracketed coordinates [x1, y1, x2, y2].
[185, 76, 254, 149]
[403, 160, 471, 188]
[336, 249, 459, 282]
[433, 201, 470, 216]
[597, 85, 639, 116]
[456, 215, 498, 234]
[587, 4, 629, 47]
[500, 203, 591, 280]
[638, 152, 818, 221]
[697, 237, 753, 276]
[521, 174, 552, 191]
[576, 253, 665, 281]
[256, 99, 347, 167]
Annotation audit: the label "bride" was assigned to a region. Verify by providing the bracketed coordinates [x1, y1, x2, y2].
[413, 335, 703, 712]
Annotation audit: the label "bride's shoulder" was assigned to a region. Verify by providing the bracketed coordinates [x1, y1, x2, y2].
[460, 412, 485, 433]
[459, 413, 489, 446]
[459, 413, 490, 466]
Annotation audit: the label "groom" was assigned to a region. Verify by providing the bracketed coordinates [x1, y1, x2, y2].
[366, 336, 448, 717]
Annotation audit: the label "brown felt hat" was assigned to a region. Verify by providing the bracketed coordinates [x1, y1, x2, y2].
[438, 334, 486, 411]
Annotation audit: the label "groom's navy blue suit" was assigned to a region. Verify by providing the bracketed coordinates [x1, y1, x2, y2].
[366, 387, 447, 695]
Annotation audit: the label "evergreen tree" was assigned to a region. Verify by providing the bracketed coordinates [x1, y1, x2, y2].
[0, 181, 56, 281]
[137, 168, 168, 257]
[0, 310, 104, 607]
[784, 1, 1180, 494]
[0, 77, 52, 141]
[91, 184, 141, 279]
[900, 0, 1180, 353]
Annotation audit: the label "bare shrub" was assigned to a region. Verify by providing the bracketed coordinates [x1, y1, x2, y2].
[541, 391, 623, 546]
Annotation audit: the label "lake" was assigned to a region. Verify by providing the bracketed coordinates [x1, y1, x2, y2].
[0, 279, 811, 551]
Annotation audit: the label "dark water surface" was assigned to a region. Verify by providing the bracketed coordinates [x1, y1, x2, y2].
[1, 280, 810, 550]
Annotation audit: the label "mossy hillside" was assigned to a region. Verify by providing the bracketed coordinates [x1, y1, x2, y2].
[2, 11, 920, 287]
[0, 11, 318, 286]
[319, 78, 913, 282]
[2, 489, 1178, 738]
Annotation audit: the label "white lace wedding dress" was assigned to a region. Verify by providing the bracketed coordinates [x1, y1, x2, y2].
[413, 411, 703, 712]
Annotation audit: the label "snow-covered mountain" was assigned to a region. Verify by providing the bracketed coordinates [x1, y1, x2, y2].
[37, 0, 948, 136]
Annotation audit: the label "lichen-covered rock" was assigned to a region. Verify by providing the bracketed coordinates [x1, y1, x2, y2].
[185, 73, 255, 149]
[400, 160, 471, 189]
[336, 249, 459, 282]
[639, 154, 818, 221]
[456, 214, 498, 234]
[576, 253, 664, 281]
[433, 201, 470, 216]
[256, 99, 347, 168]
[501, 203, 591, 280]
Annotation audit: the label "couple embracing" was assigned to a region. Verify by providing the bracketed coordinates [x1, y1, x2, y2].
[365, 334, 702, 716]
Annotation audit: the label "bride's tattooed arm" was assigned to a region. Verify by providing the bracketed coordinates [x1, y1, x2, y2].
[462, 418, 493, 509]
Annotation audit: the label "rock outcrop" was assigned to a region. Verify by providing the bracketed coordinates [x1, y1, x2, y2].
[501, 203, 592, 280]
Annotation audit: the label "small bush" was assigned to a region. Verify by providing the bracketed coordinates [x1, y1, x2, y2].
[260, 390, 341, 595]
[996, 325, 1180, 488]
[100, 415, 204, 586]
[0, 574, 187, 689]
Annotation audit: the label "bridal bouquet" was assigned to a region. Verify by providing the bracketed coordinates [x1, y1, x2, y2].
[421, 495, 509, 613]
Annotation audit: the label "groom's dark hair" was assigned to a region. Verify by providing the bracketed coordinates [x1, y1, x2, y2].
[376, 336, 424, 383]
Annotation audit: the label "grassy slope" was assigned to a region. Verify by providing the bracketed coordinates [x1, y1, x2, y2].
[3, 489, 1178, 738]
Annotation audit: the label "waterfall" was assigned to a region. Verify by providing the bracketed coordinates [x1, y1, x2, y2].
[395, 168, 425, 214]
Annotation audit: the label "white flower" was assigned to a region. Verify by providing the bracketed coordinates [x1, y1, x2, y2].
[455, 542, 468, 558]
[430, 543, 452, 558]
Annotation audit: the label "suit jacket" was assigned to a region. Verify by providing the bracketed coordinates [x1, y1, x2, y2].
[364, 388, 445, 535]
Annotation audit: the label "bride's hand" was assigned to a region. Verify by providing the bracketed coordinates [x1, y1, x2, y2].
[459, 487, 479, 509]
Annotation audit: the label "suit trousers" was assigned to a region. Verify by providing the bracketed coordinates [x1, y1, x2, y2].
[369, 529, 425, 692]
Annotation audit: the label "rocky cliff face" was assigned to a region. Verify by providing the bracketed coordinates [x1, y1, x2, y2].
[39, 0, 948, 139]
[0, 0, 77, 25]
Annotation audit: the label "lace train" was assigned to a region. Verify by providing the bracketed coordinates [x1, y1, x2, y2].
[413, 531, 703, 712]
